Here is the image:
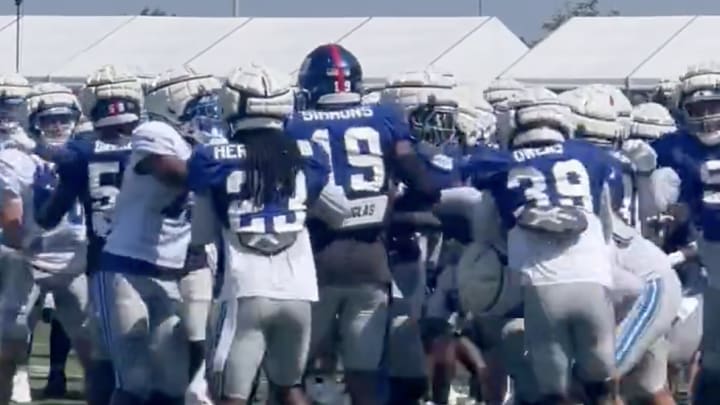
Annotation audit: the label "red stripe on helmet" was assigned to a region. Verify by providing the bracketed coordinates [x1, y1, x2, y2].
[328, 44, 347, 93]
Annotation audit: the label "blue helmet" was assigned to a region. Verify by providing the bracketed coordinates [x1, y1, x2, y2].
[297, 44, 363, 110]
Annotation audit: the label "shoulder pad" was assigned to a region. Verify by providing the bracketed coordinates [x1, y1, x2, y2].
[0, 149, 37, 194]
[131, 121, 190, 158]
[431, 153, 454, 171]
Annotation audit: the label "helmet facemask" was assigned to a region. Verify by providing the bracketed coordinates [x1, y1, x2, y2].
[0, 97, 24, 136]
[178, 94, 227, 145]
[33, 106, 80, 145]
[683, 90, 720, 144]
[408, 97, 458, 146]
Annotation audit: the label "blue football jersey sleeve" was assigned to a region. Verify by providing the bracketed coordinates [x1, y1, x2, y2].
[652, 131, 720, 240]
[36, 141, 88, 229]
[460, 145, 512, 190]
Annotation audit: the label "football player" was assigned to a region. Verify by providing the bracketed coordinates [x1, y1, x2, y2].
[0, 83, 89, 404]
[33, 65, 143, 405]
[379, 70, 489, 405]
[650, 61, 720, 404]
[287, 44, 441, 405]
[188, 63, 329, 405]
[93, 67, 221, 405]
[142, 67, 223, 405]
[464, 89, 618, 404]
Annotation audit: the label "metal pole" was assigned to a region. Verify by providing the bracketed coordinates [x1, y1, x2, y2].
[14, 0, 22, 73]
[477, 0, 483, 16]
[233, 0, 239, 17]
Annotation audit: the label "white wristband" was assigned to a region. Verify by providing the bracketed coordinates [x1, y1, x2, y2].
[668, 250, 686, 267]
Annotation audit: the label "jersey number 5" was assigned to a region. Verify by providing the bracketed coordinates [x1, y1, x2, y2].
[507, 159, 594, 214]
[312, 127, 385, 195]
[88, 161, 121, 237]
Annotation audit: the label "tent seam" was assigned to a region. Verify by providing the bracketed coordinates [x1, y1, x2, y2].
[184, 17, 255, 67]
[48, 15, 139, 81]
[428, 16, 492, 67]
[625, 15, 699, 88]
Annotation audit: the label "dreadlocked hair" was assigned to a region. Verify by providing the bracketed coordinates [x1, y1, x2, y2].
[233, 127, 304, 207]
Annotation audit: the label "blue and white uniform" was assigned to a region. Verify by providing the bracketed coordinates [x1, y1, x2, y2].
[0, 147, 88, 343]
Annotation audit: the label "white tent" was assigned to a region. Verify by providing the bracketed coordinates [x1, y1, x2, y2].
[0, 15, 526, 89]
[501, 15, 720, 91]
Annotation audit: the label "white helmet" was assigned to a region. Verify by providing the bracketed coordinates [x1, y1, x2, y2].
[380, 70, 458, 145]
[652, 79, 680, 110]
[562, 87, 624, 147]
[26, 83, 82, 145]
[500, 86, 572, 148]
[455, 94, 496, 146]
[0, 73, 30, 135]
[585, 84, 633, 128]
[219, 62, 294, 134]
[79, 65, 144, 130]
[678, 61, 720, 145]
[483, 78, 525, 107]
[628, 102, 676, 141]
[145, 67, 224, 144]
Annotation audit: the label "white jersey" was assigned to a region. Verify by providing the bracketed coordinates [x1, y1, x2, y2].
[0, 148, 86, 273]
[103, 121, 192, 269]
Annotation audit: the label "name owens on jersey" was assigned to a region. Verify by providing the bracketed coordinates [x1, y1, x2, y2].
[471, 140, 612, 230]
[38, 136, 131, 272]
[285, 103, 412, 234]
[653, 131, 720, 241]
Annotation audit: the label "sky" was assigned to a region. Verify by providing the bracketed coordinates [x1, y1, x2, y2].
[0, 0, 719, 40]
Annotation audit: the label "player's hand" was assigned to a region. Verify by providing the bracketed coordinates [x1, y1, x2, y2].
[622, 139, 657, 174]
[32, 164, 58, 214]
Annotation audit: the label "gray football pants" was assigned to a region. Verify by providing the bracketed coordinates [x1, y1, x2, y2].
[206, 297, 311, 401]
[93, 271, 188, 400]
[524, 282, 616, 396]
[615, 272, 682, 376]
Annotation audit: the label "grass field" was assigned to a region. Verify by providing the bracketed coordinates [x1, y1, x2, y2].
[25, 322, 84, 405]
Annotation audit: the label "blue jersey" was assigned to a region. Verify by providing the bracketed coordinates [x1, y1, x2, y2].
[285, 103, 413, 234]
[606, 151, 638, 227]
[466, 140, 612, 230]
[36, 136, 132, 272]
[286, 103, 411, 196]
[653, 131, 720, 240]
[187, 139, 330, 236]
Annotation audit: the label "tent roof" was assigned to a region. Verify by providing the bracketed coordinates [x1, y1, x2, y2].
[0, 15, 525, 88]
[500, 16, 700, 90]
[185, 17, 367, 77]
[629, 16, 720, 87]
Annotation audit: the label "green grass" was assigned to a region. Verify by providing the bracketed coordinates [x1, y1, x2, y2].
[25, 322, 84, 405]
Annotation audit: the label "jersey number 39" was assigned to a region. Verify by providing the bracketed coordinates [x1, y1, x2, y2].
[507, 159, 594, 214]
